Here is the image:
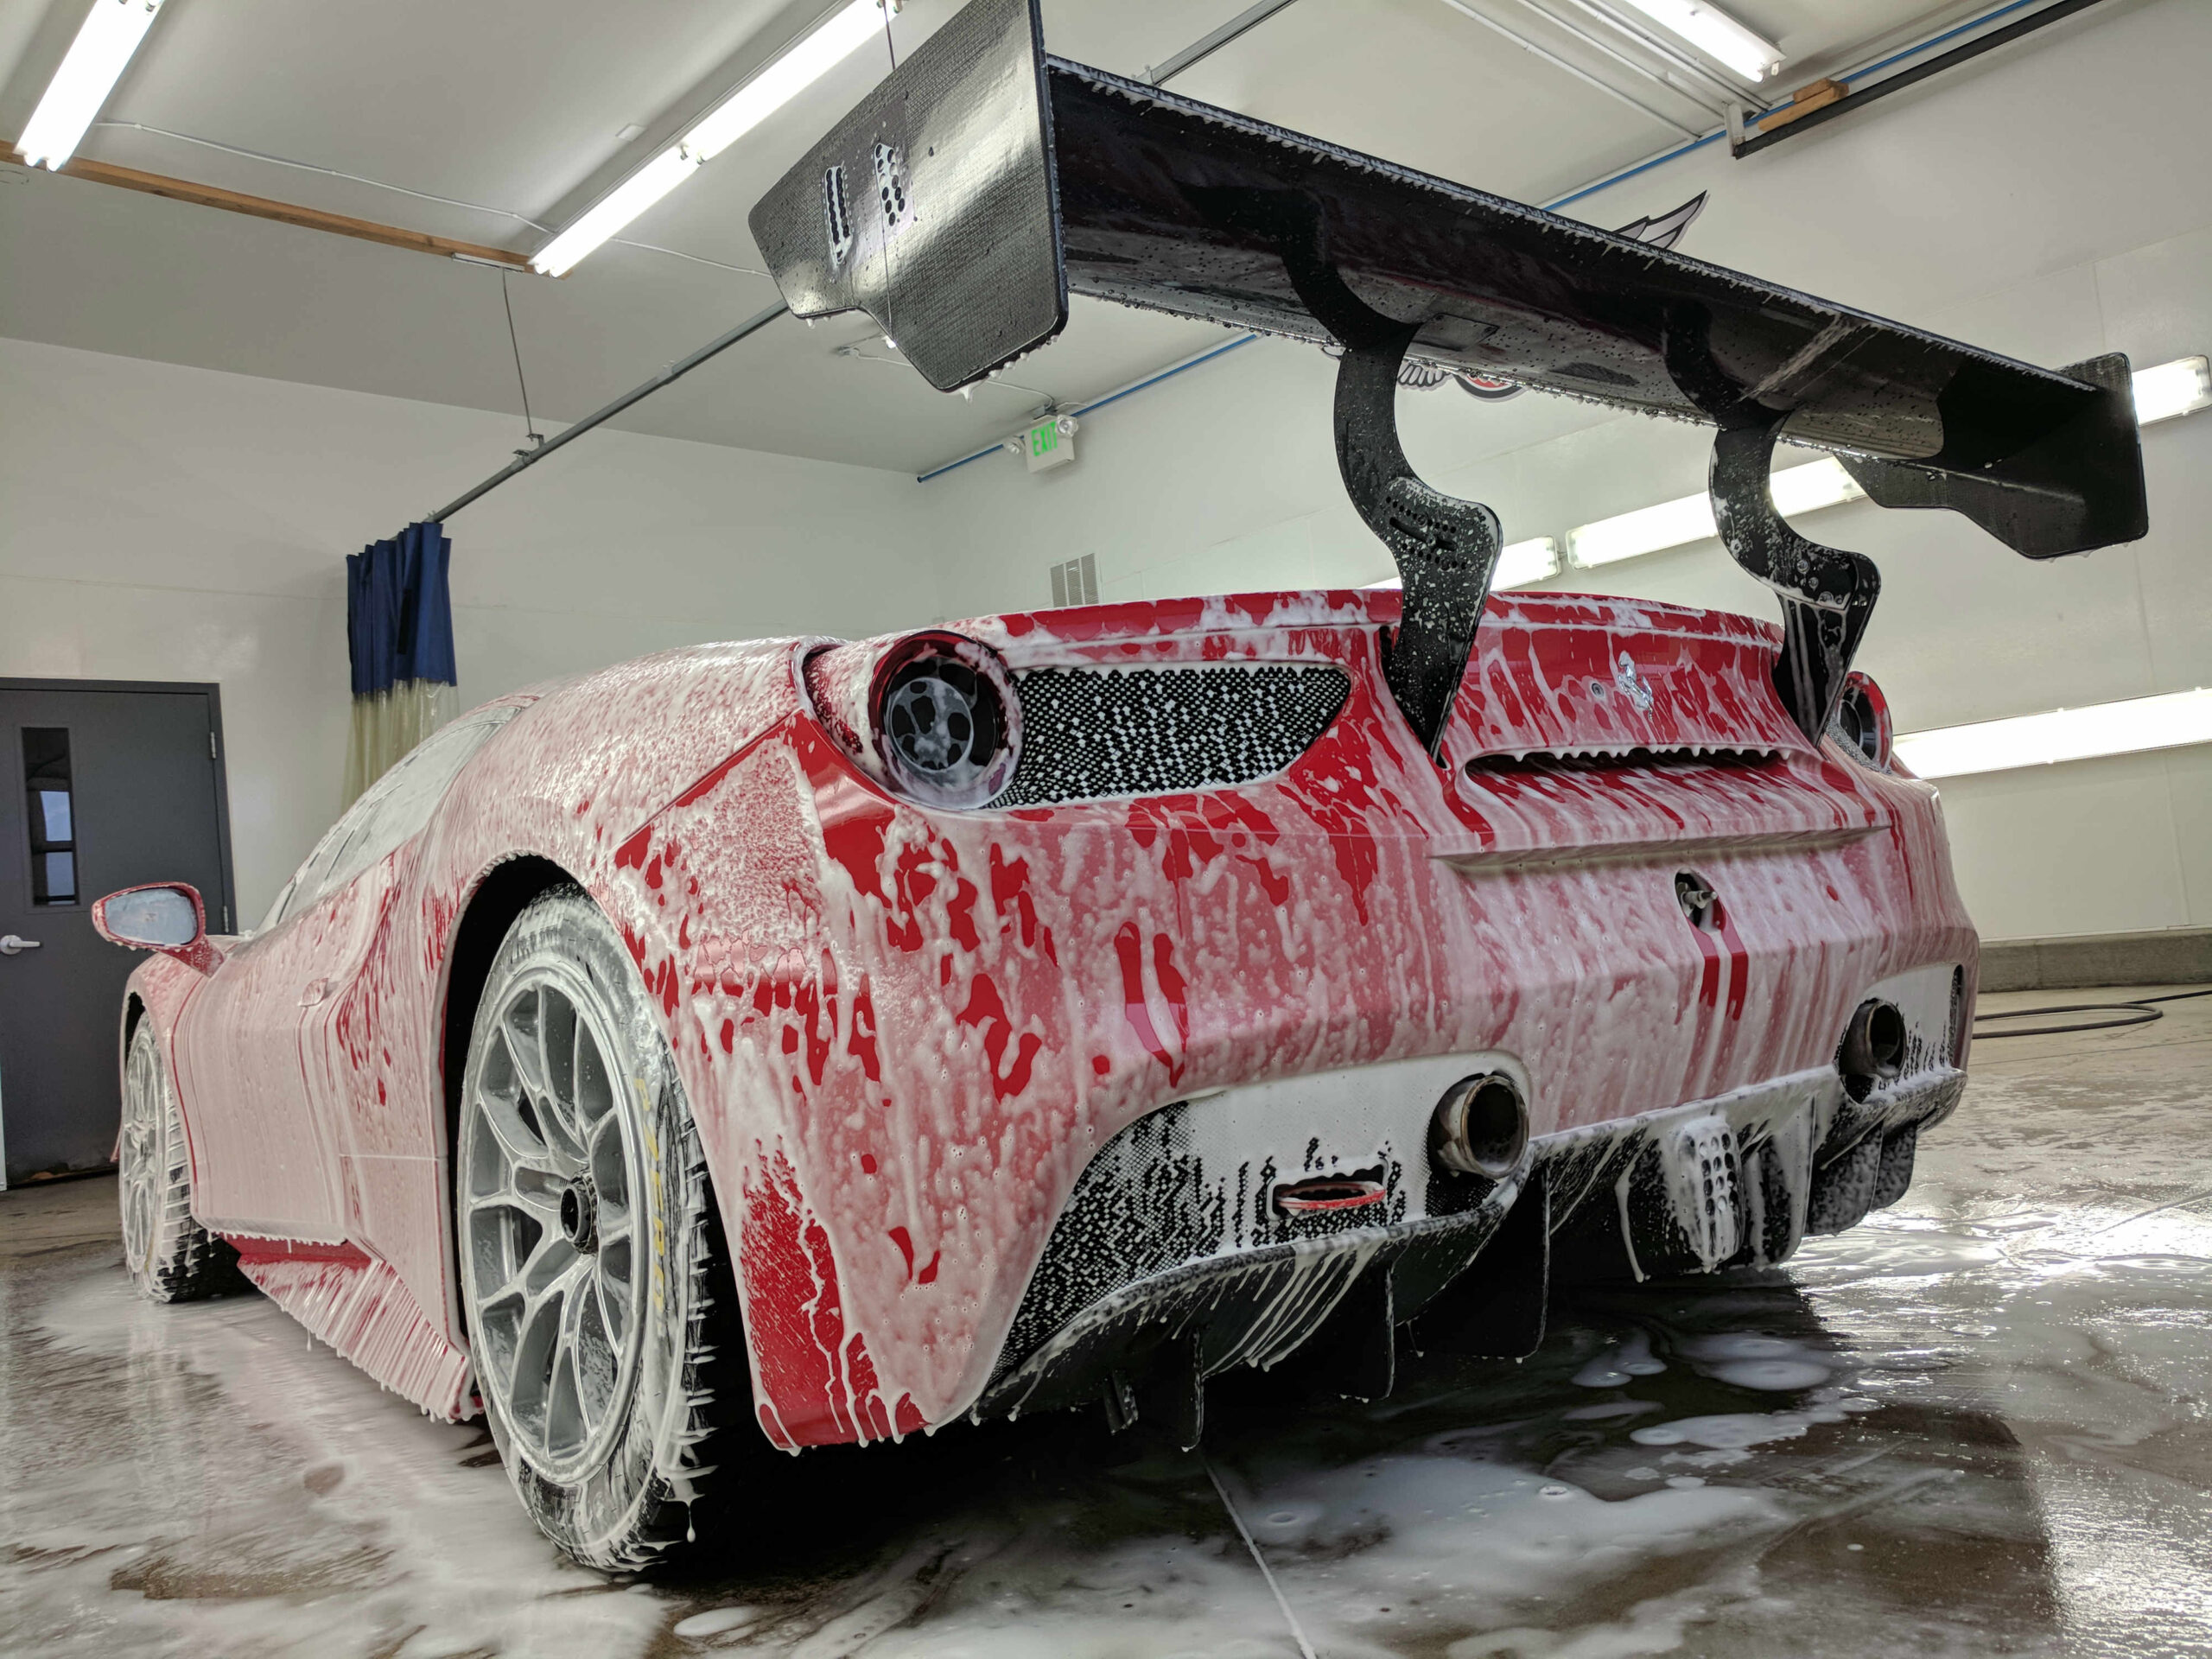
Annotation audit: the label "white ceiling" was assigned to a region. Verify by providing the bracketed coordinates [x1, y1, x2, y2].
[0, 0, 1999, 476]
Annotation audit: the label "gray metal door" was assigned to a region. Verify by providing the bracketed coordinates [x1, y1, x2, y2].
[0, 681, 235, 1185]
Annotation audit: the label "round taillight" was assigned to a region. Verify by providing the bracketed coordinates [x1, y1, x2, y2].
[1831, 671, 1892, 771]
[869, 632, 1020, 808]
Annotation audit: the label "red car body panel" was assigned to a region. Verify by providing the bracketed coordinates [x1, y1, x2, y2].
[121, 589, 1974, 1445]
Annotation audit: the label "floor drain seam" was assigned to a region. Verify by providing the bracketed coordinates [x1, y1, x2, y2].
[1204, 1457, 1319, 1659]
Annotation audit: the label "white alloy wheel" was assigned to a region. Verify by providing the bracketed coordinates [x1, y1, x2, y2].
[457, 888, 746, 1570]
[118, 1019, 242, 1301]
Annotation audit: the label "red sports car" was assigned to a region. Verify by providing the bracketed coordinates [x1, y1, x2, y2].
[99, 587, 1969, 1566]
[96, 0, 2145, 1570]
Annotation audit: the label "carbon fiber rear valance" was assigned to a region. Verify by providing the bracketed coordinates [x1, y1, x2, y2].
[751, 0, 2148, 750]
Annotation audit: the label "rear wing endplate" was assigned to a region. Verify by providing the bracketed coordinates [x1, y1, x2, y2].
[751, 0, 2148, 753]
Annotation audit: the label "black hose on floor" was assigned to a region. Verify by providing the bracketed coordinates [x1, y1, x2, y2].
[1972, 983, 2212, 1040]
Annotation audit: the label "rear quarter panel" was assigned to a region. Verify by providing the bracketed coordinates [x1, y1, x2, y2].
[248, 644, 814, 1378]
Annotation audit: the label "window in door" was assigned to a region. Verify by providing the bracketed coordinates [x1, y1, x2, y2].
[22, 727, 77, 906]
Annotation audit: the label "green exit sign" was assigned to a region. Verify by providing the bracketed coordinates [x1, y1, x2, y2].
[1020, 414, 1078, 474]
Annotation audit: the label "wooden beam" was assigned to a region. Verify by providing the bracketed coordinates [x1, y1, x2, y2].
[1753, 78, 1849, 135]
[3, 148, 540, 271]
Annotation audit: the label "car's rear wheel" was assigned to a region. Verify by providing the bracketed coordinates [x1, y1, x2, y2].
[118, 1019, 243, 1302]
[456, 887, 746, 1571]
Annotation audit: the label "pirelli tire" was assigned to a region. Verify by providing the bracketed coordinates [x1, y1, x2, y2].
[118, 1018, 245, 1303]
[455, 887, 749, 1573]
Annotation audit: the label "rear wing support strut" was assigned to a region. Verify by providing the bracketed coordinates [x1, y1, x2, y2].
[1711, 413, 1879, 741]
[1287, 229, 1502, 760]
[1336, 331, 1501, 760]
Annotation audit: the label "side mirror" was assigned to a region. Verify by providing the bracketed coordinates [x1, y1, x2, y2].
[93, 883, 224, 976]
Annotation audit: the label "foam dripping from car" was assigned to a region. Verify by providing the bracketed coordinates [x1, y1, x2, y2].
[231, 1247, 473, 1420]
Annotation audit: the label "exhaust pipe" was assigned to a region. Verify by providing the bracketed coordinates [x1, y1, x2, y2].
[1840, 999, 1906, 1099]
[1432, 1072, 1529, 1180]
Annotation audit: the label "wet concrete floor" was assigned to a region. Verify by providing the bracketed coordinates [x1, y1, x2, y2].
[3, 984, 2209, 1657]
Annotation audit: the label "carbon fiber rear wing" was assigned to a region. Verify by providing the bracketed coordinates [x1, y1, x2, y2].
[751, 0, 2147, 753]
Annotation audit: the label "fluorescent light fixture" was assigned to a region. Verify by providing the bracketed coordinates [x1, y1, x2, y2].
[532, 0, 880, 276]
[2133, 354, 2212, 425]
[1616, 0, 1783, 81]
[1896, 688, 2212, 780]
[685, 0, 882, 159]
[16, 0, 165, 169]
[1495, 536, 1562, 588]
[1570, 492, 1716, 569]
[1569, 458, 1862, 567]
[1768, 457, 1865, 515]
[531, 149, 697, 278]
[1364, 537, 1559, 593]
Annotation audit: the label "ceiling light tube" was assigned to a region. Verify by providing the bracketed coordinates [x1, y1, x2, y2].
[1768, 456, 1866, 516]
[1613, 0, 1782, 81]
[1895, 688, 2212, 779]
[16, 0, 165, 169]
[1567, 459, 1872, 566]
[1366, 537, 1559, 593]
[531, 149, 698, 278]
[1568, 492, 1714, 567]
[2133, 354, 2212, 425]
[1495, 536, 1563, 588]
[531, 0, 882, 276]
[686, 0, 883, 160]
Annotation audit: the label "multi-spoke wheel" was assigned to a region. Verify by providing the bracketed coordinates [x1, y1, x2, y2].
[465, 964, 648, 1478]
[457, 888, 746, 1570]
[118, 1018, 242, 1302]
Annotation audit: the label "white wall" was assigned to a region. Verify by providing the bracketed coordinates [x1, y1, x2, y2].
[925, 0, 2212, 943]
[0, 336, 940, 923]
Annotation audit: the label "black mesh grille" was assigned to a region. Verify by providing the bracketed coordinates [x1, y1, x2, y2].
[991, 1100, 1411, 1384]
[990, 664, 1348, 808]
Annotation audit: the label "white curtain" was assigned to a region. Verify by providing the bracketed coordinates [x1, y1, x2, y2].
[343, 678, 460, 807]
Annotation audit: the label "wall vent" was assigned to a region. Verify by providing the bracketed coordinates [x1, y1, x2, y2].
[1048, 553, 1098, 608]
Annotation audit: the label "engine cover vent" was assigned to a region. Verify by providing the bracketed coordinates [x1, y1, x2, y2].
[990, 663, 1349, 808]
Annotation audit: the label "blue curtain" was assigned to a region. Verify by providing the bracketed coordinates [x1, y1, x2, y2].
[347, 521, 456, 697]
[342, 522, 459, 804]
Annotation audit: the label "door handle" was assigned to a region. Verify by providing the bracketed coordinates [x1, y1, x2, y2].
[0, 935, 40, 957]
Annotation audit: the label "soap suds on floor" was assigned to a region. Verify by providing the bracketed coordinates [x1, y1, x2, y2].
[7, 1006, 2212, 1657]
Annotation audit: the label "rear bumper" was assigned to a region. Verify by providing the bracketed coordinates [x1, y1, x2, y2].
[690, 645, 1979, 1446]
[980, 1039, 1961, 1424]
